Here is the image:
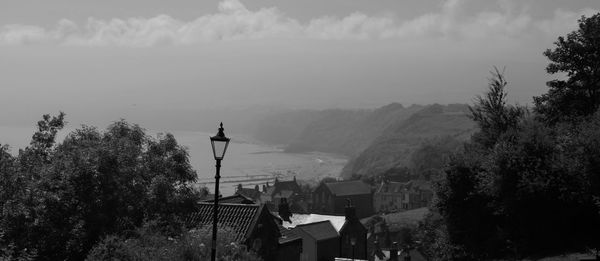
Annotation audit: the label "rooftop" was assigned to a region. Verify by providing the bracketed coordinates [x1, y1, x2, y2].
[281, 213, 346, 232]
[296, 220, 339, 241]
[186, 203, 263, 242]
[324, 180, 371, 196]
[277, 223, 302, 244]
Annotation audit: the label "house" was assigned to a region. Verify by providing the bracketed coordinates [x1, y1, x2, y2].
[265, 177, 303, 205]
[373, 180, 433, 213]
[339, 203, 368, 260]
[186, 202, 281, 261]
[294, 220, 340, 261]
[313, 180, 373, 218]
[236, 184, 263, 203]
[277, 224, 302, 261]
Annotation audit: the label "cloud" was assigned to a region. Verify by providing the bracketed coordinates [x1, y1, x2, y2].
[0, 0, 597, 47]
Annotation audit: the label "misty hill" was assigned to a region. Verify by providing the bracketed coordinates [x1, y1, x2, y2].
[252, 103, 424, 156]
[285, 103, 426, 156]
[341, 104, 476, 179]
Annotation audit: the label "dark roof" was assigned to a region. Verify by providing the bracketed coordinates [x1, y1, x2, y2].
[275, 180, 300, 190]
[271, 179, 302, 196]
[237, 188, 262, 199]
[203, 193, 255, 204]
[277, 223, 302, 244]
[296, 220, 339, 241]
[375, 180, 432, 194]
[324, 180, 371, 196]
[187, 203, 263, 242]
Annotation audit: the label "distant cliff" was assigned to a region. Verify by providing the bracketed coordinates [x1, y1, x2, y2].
[252, 103, 425, 156]
[250, 103, 476, 179]
[341, 104, 476, 178]
[285, 103, 424, 156]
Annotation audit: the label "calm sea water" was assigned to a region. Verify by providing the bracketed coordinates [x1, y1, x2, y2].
[0, 126, 347, 196]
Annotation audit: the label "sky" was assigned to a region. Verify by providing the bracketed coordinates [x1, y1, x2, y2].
[0, 0, 599, 131]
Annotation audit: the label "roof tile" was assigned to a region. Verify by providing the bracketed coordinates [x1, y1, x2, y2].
[187, 203, 261, 242]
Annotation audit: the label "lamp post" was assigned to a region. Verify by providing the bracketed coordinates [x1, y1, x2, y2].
[210, 122, 230, 261]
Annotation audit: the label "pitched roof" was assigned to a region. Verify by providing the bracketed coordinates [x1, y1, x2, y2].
[375, 180, 432, 194]
[281, 213, 346, 232]
[324, 180, 371, 196]
[237, 188, 262, 199]
[275, 180, 300, 191]
[186, 203, 263, 242]
[296, 220, 339, 241]
[277, 223, 302, 244]
[202, 194, 255, 204]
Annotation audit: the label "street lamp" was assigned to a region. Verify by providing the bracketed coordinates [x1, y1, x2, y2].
[210, 122, 230, 261]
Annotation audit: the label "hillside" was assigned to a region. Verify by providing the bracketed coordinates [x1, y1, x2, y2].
[285, 103, 423, 156]
[341, 104, 476, 178]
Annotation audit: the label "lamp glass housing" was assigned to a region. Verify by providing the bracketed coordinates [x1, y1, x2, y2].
[210, 123, 230, 160]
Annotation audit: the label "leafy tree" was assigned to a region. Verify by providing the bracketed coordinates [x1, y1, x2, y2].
[435, 67, 600, 259]
[0, 114, 203, 260]
[469, 67, 524, 148]
[534, 13, 600, 123]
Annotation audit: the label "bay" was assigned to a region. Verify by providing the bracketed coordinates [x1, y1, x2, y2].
[0, 126, 347, 196]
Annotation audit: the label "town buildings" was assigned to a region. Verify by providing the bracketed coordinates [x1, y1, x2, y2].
[194, 177, 429, 261]
[373, 180, 433, 213]
[312, 180, 374, 218]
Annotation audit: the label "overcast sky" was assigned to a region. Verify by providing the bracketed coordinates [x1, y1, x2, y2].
[1, 0, 599, 129]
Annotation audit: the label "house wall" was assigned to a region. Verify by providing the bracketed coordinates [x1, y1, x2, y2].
[332, 195, 373, 219]
[312, 184, 333, 213]
[374, 189, 433, 213]
[296, 229, 317, 261]
[245, 208, 281, 261]
[277, 239, 302, 261]
[316, 237, 340, 261]
[339, 223, 368, 260]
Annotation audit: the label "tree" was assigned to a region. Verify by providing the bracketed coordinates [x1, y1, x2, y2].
[0, 115, 203, 260]
[534, 13, 600, 123]
[469, 67, 524, 148]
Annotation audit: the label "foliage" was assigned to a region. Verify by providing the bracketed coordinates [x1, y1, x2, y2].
[469, 67, 525, 148]
[86, 225, 262, 261]
[0, 114, 202, 260]
[534, 13, 600, 124]
[432, 64, 600, 259]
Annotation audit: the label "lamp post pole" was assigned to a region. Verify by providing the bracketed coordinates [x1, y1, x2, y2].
[210, 158, 221, 261]
[209, 122, 230, 261]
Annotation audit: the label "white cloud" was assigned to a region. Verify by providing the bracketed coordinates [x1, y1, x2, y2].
[0, 0, 597, 46]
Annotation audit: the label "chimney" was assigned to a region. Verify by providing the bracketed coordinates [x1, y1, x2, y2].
[237, 183, 242, 192]
[293, 176, 296, 182]
[278, 198, 292, 223]
[389, 242, 398, 261]
[344, 199, 357, 221]
[254, 184, 259, 192]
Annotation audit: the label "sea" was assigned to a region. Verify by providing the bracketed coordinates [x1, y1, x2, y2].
[0, 125, 347, 196]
